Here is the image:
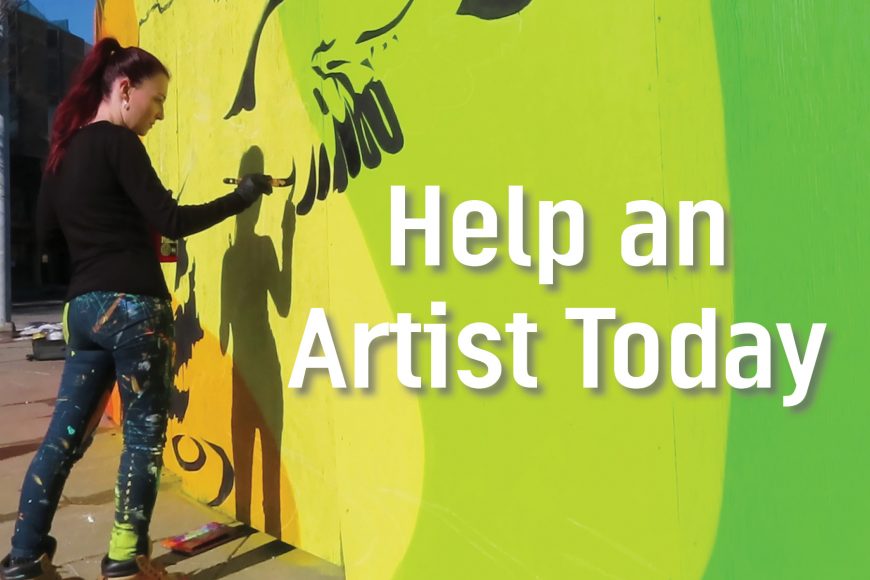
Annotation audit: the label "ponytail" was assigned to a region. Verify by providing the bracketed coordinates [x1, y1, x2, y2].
[45, 37, 170, 174]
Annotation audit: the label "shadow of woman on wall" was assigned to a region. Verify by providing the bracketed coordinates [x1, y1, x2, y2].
[219, 146, 296, 538]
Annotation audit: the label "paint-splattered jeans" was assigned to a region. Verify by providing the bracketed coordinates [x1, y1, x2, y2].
[10, 291, 174, 562]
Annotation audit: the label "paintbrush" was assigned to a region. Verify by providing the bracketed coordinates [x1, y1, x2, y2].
[223, 177, 294, 187]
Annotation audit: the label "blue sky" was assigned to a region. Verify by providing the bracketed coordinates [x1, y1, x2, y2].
[28, 0, 96, 43]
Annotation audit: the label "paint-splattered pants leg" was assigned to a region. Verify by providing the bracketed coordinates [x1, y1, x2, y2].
[10, 291, 174, 562]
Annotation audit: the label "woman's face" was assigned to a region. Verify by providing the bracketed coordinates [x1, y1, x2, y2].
[123, 73, 169, 136]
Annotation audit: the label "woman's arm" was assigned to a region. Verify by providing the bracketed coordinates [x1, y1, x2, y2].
[109, 127, 249, 240]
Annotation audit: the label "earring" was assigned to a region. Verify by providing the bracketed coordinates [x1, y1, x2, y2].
[124, 101, 130, 110]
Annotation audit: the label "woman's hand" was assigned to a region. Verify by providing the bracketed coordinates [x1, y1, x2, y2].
[234, 173, 274, 205]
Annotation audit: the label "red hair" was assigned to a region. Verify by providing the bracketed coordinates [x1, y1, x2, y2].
[46, 37, 170, 174]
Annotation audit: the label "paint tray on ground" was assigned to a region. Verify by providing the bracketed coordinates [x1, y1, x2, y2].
[160, 522, 236, 555]
[29, 335, 66, 361]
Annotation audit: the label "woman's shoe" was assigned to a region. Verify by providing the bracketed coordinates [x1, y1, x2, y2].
[98, 555, 187, 580]
[0, 536, 60, 580]
[0, 555, 60, 580]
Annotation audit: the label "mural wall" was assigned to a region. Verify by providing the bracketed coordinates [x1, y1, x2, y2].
[95, 1, 869, 579]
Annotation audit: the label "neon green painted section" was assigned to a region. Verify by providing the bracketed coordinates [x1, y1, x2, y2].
[314, 1, 732, 578]
[704, 2, 870, 578]
[108, 523, 139, 561]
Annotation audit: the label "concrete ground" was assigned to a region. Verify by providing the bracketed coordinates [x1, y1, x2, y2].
[1, 305, 345, 579]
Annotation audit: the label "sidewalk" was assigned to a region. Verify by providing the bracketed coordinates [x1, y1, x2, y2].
[0, 306, 344, 579]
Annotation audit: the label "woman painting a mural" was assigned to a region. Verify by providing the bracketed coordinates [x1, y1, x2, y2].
[0, 38, 272, 580]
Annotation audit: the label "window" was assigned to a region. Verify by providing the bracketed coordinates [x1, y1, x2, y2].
[46, 57, 61, 97]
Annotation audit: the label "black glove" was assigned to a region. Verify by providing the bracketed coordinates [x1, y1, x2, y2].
[234, 174, 273, 205]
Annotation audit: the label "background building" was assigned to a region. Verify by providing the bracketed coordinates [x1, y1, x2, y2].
[8, 1, 89, 301]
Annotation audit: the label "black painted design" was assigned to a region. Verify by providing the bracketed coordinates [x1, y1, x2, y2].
[224, 0, 285, 119]
[317, 143, 330, 201]
[281, 160, 298, 191]
[225, 0, 530, 216]
[294, 70, 403, 215]
[174, 263, 204, 374]
[171, 435, 206, 471]
[173, 237, 189, 290]
[168, 238, 201, 423]
[311, 39, 337, 60]
[205, 441, 236, 507]
[297, 149, 318, 216]
[170, 435, 236, 507]
[138, 0, 175, 27]
[313, 88, 329, 115]
[456, 0, 533, 19]
[355, 0, 415, 44]
[224, 0, 410, 216]
[168, 381, 190, 423]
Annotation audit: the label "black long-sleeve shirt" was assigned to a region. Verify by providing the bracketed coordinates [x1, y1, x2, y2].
[37, 120, 248, 301]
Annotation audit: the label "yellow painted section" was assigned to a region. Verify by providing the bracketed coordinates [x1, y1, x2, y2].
[122, 0, 424, 573]
[327, 195, 424, 577]
[95, 0, 138, 47]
